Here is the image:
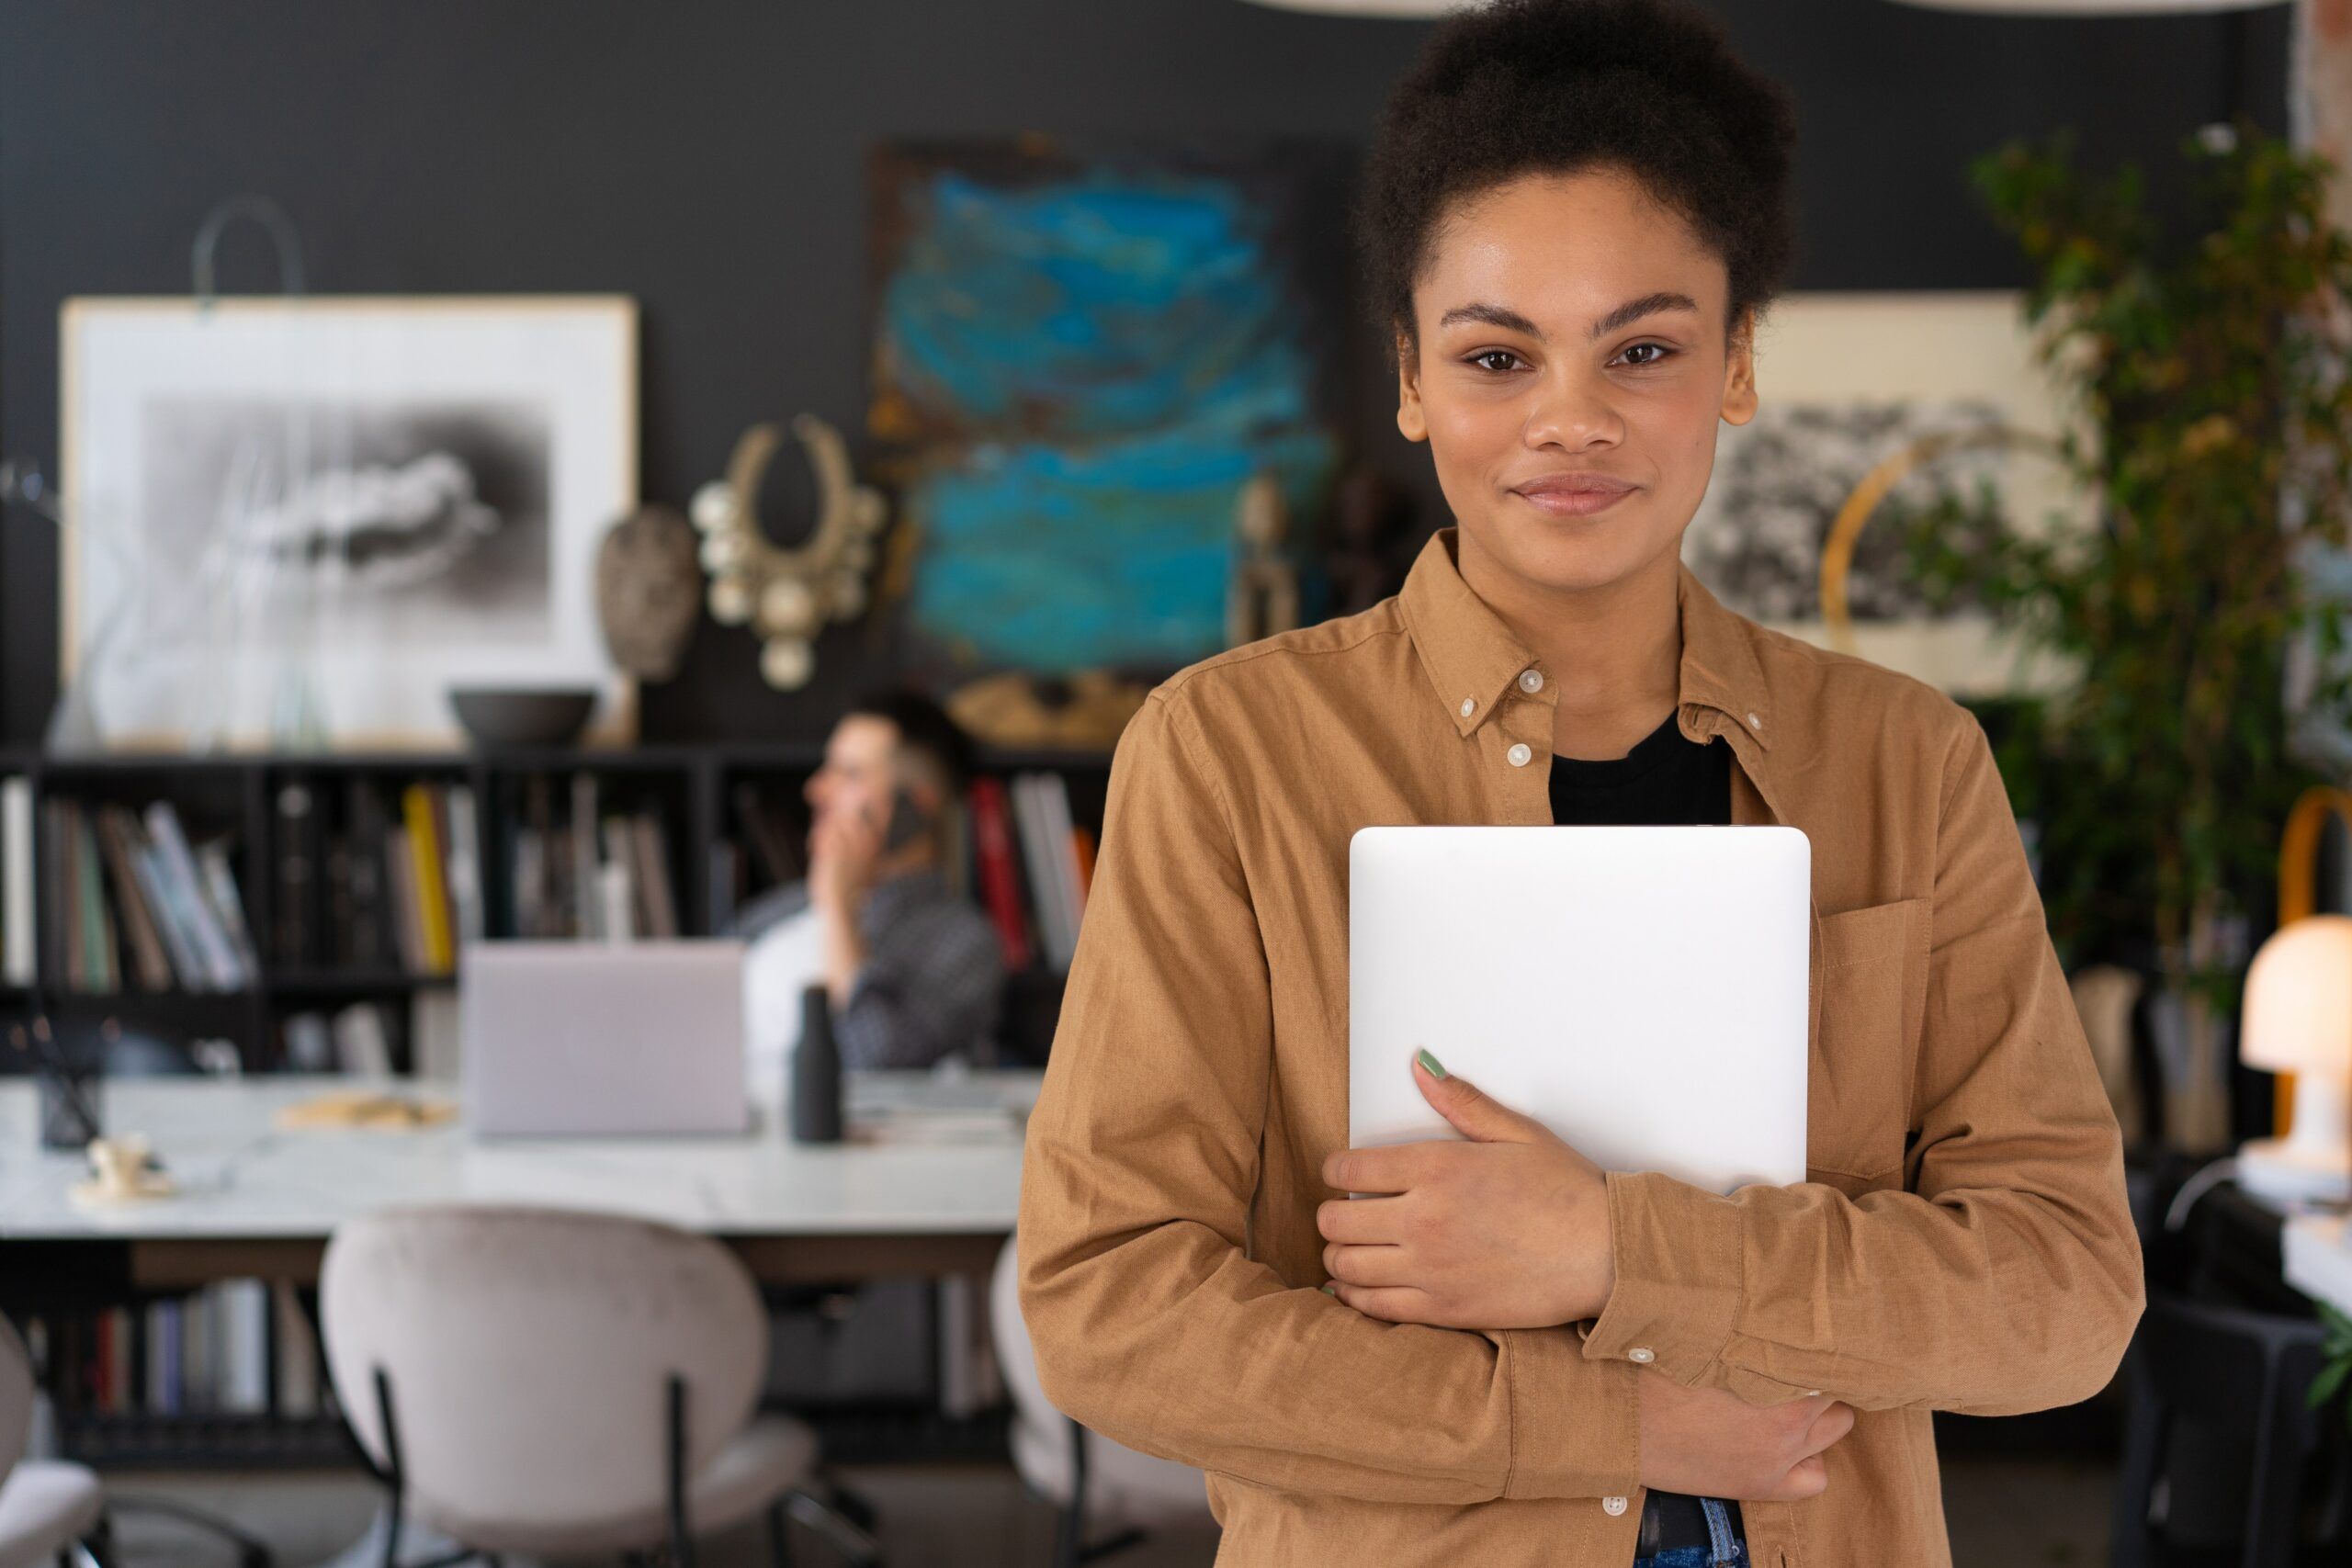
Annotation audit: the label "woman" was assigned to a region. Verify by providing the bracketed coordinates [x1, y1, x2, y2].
[1017, 4, 2143, 1565]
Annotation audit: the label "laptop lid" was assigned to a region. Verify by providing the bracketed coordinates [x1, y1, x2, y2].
[1348, 825, 1809, 1194]
[462, 940, 751, 1137]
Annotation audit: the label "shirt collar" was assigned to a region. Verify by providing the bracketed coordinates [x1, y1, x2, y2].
[1396, 525, 1773, 751]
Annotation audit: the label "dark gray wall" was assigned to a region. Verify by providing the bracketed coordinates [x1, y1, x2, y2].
[0, 0, 2291, 745]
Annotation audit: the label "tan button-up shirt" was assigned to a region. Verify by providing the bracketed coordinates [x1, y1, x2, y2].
[1017, 526, 2144, 1567]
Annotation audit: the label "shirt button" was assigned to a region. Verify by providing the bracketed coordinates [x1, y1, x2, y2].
[1602, 1495, 1628, 1517]
[1460, 698, 1476, 717]
[1507, 742, 1532, 767]
[1518, 668, 1544, 694]
[1628, 1347, 1656, 1363]
[1747, 711, 1762, 728]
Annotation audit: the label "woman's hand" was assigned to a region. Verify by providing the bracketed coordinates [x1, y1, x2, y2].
[1316, 1055, 1614, 1329]
[1639, 1374, 1854, 1502]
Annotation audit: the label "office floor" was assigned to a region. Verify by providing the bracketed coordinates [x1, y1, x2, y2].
[96, 1453, 2113, 1567]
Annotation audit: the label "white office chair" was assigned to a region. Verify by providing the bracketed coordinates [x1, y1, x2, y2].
[989, 1237, 1213, 1567]
[319, 1205, 881, 1568]
[0, 1315, 108, 1568]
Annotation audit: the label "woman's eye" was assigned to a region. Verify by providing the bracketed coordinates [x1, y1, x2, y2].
[1468, 350, 1524, 374]
[1619, 342, 1676, 369]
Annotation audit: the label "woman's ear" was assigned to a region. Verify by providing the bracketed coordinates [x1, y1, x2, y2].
[1395, 329, 1428, 444]
[1720, 307, 1759, 428]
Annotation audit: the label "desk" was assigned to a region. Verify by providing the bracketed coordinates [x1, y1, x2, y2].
[2285, 1213, 2352, 1318]
[0, 1071, 1041, 1290]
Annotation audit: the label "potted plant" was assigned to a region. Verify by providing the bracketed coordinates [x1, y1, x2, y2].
[1899, 118, 2352, 1153]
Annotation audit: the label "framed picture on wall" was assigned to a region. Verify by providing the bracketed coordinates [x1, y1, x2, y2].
[1679, 289, 2096, 698]
[865, 138, 1351, 683]
[60, 296, 639, 750]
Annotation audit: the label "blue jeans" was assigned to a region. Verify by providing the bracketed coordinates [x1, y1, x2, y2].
[1631, 1496, 1746, 1568]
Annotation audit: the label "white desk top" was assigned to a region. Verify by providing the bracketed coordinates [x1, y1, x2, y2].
[0, 1072, 1042, 1242]
[2284, 1213, 2352, 1319]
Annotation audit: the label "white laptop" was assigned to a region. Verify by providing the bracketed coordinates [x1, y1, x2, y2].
[1349, 826, 1810, 1194]
[462, 940, 752, 1137]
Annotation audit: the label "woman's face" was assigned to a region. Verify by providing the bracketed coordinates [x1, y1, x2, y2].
[1396, 165, 1757, 597]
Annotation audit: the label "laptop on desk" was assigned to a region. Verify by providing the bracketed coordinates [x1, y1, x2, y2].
[461, 940, 752, 1137]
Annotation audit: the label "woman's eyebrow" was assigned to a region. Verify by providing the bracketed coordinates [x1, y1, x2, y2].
[1435, 291, 1700, 343]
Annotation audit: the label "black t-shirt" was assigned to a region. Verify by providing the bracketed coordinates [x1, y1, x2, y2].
[1548, 708, 1740, 1554]
[1547, 708, 1731, 828]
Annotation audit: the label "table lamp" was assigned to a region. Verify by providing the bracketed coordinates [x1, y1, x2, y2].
[2238, 913, 2352, 1204]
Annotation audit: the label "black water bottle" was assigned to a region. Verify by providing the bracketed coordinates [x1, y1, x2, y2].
[790, 984, 843, 1144]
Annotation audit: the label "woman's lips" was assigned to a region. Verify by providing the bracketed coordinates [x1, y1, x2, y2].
[1511, 483, 1636, 517]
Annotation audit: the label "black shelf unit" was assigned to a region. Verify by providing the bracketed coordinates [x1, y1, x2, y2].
[0, 739, 1113, 1074]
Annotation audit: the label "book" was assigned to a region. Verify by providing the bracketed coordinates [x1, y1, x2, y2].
[427, 784, 460, 958]
[74, 804, 118, 993]
[145, 802, 241, 990]
[148, 1300, 182, 1415]
[197, 840, 259, 987]
[632, 812, 679, 940]
[599, 815, 636, 942]
[273, 1280, 320, 1417]
[385, 824, 425, 974]
[445, 784, 483, 951]
[130, 835, 206, 990]
[45, 799, 77, 989]
[345, 778, 392, 968]
[571, 773, 602, 941]
[215, 1280, 271, 1415]
[95, 806, 173, 992]
[2, 773, 33, 986]
[966, 777, 1034, 971]
[1012, 774, 1077, 969]
[401, 784, 455, 974]
[1035, 772, 1088, 934]
[275, 782, 316, 967]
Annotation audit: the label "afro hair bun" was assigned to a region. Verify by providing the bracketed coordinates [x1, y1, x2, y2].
[1356, 0, 1799, 360]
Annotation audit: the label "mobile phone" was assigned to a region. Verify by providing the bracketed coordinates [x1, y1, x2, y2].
[880, 784, 932, 852]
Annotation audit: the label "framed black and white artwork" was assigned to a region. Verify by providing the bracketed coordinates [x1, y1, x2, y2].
[1679, 290, 2094, 698]
[60, 296, 639, 750]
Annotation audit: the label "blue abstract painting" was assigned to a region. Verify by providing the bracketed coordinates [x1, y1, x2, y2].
[870, 143, 1343, 674]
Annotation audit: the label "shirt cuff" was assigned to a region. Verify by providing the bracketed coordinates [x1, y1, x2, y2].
[1499, 1327, 1643, 1500]
[1578, 1169, 1745, 1385]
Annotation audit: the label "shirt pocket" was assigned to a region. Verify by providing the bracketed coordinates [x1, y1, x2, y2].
[1806, 897, 1930, 1187]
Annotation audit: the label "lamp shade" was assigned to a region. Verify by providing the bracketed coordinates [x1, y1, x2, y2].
[2241, 914, 2352, 1075]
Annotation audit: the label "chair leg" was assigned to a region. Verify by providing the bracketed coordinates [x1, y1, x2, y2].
[104, 1495, 276, 1568]
[783, 1489, 882, 1566]
[665, 1376, 695, 1568]
[1053, 1417, 1088, 1568]
[1051, 1504, 1083, 1568]
[764, 1499, 796, 1568]
[76, 1512, 118, 1568]
[1076, 1529, 1148, 1565]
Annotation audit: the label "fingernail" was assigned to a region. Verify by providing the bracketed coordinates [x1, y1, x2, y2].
[1416, 1047, 1447, 1079]
[1320, 1283, 1338, 1296]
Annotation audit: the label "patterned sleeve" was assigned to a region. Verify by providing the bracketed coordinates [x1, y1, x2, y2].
[832, 898, 1008, 1070]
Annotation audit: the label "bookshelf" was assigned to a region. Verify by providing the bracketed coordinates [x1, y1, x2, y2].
[1, 736, 1109, 1472]
[0, 739, 1114, 1076]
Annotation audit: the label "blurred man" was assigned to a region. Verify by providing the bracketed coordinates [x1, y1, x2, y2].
[734, 689, 1006, 1081]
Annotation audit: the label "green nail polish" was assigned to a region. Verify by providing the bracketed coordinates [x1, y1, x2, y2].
[1416, 1047, 1448, 1079]
[1321, 1283, 1338, 1295]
